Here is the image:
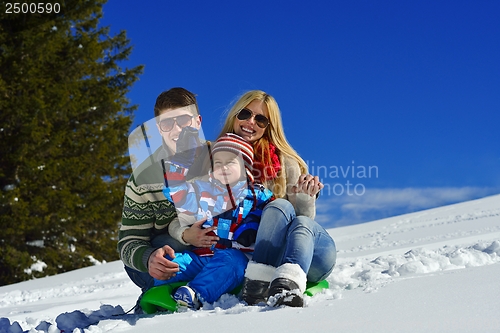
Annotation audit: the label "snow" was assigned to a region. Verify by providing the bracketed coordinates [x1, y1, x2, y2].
[23, 258, 47, 275]
[1, 194, 499, 333]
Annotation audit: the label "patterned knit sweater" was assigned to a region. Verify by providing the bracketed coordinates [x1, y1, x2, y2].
[117, 144, 211, 272]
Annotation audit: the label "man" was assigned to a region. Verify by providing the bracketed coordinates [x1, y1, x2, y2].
[118, 88, 217, 293]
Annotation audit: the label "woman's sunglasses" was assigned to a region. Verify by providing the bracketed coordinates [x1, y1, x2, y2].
[158, 114, 194, 132]
[236, 108, 269, 129]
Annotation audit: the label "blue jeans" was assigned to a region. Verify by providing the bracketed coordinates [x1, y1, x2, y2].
[252, 198, 337, 282]
[124, 233, 192, 292]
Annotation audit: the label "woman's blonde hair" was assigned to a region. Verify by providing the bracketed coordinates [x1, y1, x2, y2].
[218, 90, 308, 198]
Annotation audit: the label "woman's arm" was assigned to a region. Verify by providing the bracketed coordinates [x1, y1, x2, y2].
[282, 156, 318, 219]
[168, 214, 194, 245]
[168, 214, 219, 248]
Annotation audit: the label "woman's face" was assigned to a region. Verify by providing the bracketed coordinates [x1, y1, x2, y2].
[232, 99, 268, 143]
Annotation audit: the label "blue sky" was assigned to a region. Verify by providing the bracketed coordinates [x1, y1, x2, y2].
[101, 0, 500, 227]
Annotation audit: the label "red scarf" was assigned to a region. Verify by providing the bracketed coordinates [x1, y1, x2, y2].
[253, 142, 281, 183]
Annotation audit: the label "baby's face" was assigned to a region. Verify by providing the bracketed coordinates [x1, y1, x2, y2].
[212, 151, 244, 185]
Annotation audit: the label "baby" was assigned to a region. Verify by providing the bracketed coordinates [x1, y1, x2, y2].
[156, 133, 274, 309]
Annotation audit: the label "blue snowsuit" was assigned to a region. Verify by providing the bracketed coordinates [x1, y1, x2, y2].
[155, 163, 274, 303]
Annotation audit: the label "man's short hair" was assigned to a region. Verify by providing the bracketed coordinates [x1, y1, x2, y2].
[154, 87, 200, 117]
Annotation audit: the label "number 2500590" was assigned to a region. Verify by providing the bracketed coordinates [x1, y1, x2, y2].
[5, 3, 61, 14]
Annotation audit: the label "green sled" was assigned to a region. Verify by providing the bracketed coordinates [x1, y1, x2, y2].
[140, 279, 329, 314]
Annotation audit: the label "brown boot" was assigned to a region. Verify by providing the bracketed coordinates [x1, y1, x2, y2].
[241, 261, 275, 305]
[267, 263, 307, 308]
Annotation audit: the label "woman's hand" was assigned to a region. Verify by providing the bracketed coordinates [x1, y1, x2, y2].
[182, 218, 219, 248]
[293, 174, 324, 197]
[148, 245, 179, 280]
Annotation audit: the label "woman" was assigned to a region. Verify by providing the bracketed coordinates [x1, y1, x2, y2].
[218, 90, 337, 307]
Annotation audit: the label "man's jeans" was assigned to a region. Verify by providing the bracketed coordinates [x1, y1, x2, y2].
[251, 198, 337, 282]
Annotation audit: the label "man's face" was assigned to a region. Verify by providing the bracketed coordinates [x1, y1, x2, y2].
[157, 105, 201, 153]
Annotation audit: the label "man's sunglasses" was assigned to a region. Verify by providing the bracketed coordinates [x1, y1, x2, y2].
[158, 114, 194, 132]
[236, 108, 269, 129]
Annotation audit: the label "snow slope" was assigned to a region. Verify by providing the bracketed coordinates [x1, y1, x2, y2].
[1, 194, 499, 333]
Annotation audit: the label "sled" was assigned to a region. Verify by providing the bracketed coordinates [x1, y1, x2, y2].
[140, 279, 329, 314]
[140, 281, 187, 314]
[304, 279, 329, 296]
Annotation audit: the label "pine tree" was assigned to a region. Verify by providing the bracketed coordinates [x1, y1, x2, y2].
[0, 0, 143, 285]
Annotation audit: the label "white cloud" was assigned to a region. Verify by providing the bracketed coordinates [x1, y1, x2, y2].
[316, 187, 500, 228]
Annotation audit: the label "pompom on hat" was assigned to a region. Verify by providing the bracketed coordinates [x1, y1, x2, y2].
[212, 133, 254, 183]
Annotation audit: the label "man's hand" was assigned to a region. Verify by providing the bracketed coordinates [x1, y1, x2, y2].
[148, 245, 179, 280]
[182, 219, 219, 248]
[169, 127, 200, 168]
[176, 126, 200, 153]
[292, 174, 324, 197]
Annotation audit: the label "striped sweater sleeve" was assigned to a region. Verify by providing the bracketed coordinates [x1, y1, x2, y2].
[117, 174, 177, 272]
